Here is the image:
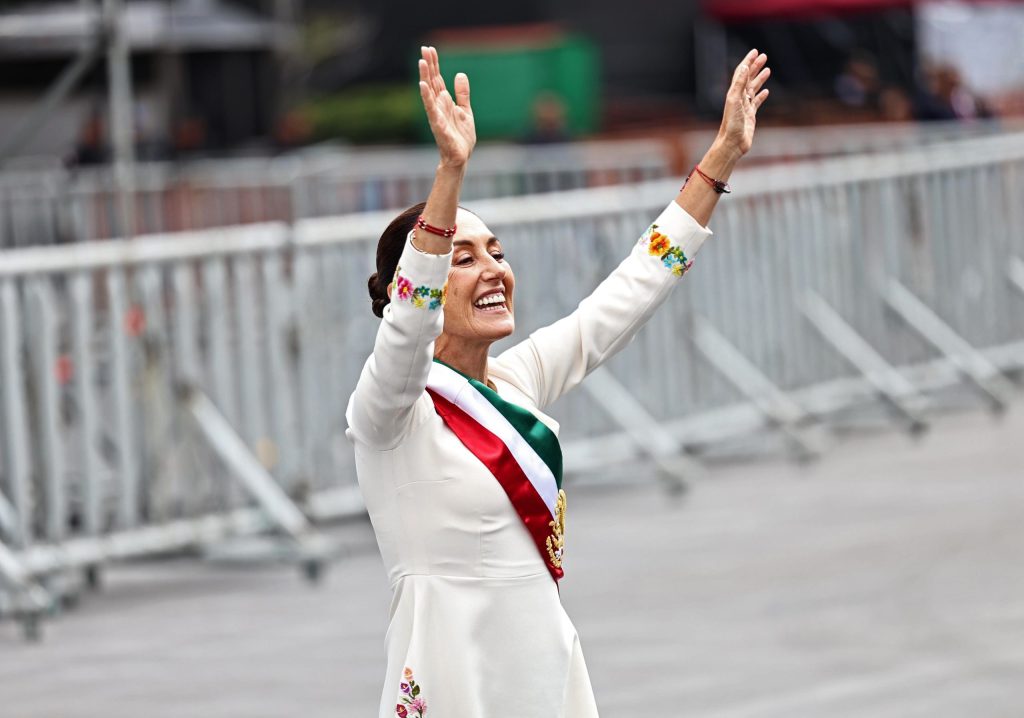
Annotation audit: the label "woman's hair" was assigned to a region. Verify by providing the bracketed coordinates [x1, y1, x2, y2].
[367, 201, 427, 318]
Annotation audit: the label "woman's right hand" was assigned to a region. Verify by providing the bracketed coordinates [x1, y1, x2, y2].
[418, 46, 476, 168]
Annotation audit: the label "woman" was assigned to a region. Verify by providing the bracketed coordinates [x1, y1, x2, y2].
[346, 46, 770, 717]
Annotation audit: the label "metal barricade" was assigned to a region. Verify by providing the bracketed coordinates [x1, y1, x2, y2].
[0, 139, 672, 247]
[5, 121, 1022, 248]
[0, 131, 1022, 638]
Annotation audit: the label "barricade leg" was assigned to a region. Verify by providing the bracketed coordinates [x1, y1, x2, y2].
[1009, 257, 1024, 297]
[0, 538, 52, 641]
[800, 291, 928, 435]
[180, 385, 335, 582]
[883, 279, 1015, 413]
[580, 367, 704, 494]
[690, 314, 827, 462]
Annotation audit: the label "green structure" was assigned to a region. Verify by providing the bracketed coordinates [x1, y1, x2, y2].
[420, 28, 600, 142]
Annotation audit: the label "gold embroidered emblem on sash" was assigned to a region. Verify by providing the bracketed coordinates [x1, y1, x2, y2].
[546, 489, 567, 568]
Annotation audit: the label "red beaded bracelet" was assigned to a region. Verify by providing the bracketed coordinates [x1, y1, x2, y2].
[683, 165, 731, 194]
[416, 215, 457, 238]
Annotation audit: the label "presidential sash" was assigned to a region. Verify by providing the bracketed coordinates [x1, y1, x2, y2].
[426, 360, 566, 582]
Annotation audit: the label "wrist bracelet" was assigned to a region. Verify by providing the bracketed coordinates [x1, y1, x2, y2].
[416, 215, 457, 238]
[683, 165, 731, 194]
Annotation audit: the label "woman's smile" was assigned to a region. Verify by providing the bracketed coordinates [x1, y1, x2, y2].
[473, 289, 508, 313]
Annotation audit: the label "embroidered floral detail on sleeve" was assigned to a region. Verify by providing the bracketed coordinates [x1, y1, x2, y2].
[393, 266, 446, 310]
[639, 224, 695, 277]
[396, 667, 427, 716]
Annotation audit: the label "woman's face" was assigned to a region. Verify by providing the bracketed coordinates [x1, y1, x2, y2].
[441, 209, 515, 344]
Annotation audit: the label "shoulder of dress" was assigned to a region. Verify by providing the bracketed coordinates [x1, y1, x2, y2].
[486, 358, 534, 401]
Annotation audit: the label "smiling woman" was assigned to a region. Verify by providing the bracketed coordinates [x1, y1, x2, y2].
[347, 45, 770, 717]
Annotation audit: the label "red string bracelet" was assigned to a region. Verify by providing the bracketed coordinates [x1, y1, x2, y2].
[683, 165, 731, 194]
[416, 215, 457, 238]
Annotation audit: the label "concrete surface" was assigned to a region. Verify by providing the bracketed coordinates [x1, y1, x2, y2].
[2, 402, 1023, 717]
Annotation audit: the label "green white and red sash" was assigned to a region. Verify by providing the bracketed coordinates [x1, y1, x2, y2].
[426, 360, 566, 582]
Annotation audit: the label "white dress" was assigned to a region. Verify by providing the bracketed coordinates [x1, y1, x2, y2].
[345, 201, 710, 717]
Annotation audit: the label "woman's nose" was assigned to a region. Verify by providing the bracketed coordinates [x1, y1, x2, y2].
[482, 255, 506, 279]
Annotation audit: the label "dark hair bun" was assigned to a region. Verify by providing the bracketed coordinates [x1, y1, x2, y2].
[367, 272, 389, 318]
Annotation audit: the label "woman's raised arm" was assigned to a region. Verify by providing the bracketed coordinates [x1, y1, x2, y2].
[413, 46, 476, 254]
[345, 47, 476, 450]
[492, 50, 770, 409]
[677, 49, 770, 225]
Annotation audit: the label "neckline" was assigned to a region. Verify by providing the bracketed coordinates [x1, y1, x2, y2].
[433, 358, 499, 394]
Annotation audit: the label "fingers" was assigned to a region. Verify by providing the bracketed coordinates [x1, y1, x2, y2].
[418, 58, 431, 97]
[419, 46, 439, 98]
[454, 72, 471, 110]
[730, 48, 758, 91]
[748, 66, 771, 96]
[428, 46, 447, 96]
[752, 88, 769, 110]
[418, 78, 433, 113]
[749, 51, 768, 75]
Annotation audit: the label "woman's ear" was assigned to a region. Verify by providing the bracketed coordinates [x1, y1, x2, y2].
[387, 281, 393, 299]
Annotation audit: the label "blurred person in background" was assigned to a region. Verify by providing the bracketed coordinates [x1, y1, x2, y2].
[834, 51, 881, 113]
[346, 45, 770, 717]
[522, 90, 571, 145]
[72, 105, 108, 166]
[915, 63, 993, 121]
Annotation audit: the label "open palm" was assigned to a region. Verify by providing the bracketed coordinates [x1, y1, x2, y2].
[418, 46, 476, 167]
[719, 49, 771, 156]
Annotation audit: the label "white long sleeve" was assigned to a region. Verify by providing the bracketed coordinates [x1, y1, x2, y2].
[345, 233, 451, 450]
[490, 201, 711, 409]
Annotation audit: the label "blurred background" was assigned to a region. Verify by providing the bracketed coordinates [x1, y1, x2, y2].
[0, 0, 1023, 716]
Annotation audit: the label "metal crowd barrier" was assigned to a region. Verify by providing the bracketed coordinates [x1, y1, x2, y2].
[0, 131, 1022, 639]
[3, 120, 1019, 249]
[681, 118, 1024, 166]
[0, 139, 670, 247]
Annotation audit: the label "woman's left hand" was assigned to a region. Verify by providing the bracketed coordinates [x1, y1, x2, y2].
[418, 46, 476, 169]
[717, 49, 771, 157]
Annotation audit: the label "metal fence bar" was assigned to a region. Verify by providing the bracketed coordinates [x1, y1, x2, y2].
[106, 268, 140, 530]
[260, 253, 301, 492]
[0, 280, 33, 546]
[69, 272, 104, 538]
[26, 279, 67, 541]
[233, 257, 268, 457]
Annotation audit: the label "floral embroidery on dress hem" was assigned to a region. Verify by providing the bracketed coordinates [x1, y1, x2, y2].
[396, 666, 427, 717]
[393, 266, 447, 310]
[639, 224, 695, 276]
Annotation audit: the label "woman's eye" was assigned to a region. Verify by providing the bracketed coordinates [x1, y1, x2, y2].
[456, 255, 472, 265]
[491, 252, 505, 261]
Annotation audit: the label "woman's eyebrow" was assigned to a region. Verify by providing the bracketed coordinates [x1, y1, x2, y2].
[453, 237, 500, 247]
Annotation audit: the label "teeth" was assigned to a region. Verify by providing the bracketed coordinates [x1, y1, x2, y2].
[474, 292, 505, 308]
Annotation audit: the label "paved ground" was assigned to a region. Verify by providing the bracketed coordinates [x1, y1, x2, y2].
[2, 402, 1023, 717]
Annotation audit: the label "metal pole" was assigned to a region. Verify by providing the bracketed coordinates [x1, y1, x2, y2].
[102, 0, 136, 238]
